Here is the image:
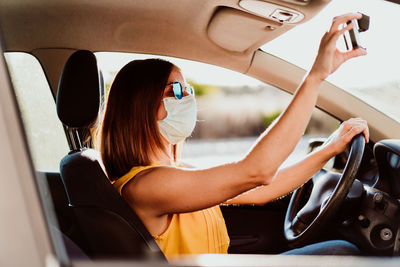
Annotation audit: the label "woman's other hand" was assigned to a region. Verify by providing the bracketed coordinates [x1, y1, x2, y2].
[322, 118, 369, 156]
[309, 13, 368, 82]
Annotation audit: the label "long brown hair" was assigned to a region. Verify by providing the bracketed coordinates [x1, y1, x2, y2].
[100, 58, 174, 180]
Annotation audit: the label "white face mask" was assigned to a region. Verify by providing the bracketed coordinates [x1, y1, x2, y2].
[157, 94, 197, 144]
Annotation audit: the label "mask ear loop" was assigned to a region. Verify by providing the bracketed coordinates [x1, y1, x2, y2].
[173, 144, 177, 163]
[173, 142, 185, 166]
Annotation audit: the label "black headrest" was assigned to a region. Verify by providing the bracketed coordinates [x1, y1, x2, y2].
[57, 50, 100, 128]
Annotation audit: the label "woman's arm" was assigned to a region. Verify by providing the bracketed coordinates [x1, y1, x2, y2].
[226, 118, 370, 205]
[240, 13, 367, 181]
[125, 13, 367, 217]
[226, 147, 333, 205]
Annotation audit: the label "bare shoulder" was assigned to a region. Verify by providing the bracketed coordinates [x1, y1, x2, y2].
[122, 166, 167, 194]
[121, 165, 180, 201]
[120, 165, 182, 217]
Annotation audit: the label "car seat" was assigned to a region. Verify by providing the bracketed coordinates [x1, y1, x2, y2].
[56, 50, 165, 261]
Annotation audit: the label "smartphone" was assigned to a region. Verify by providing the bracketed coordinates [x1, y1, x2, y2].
[343, 13, 370, 50]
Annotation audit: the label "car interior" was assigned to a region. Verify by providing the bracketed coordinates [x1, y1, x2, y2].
[0, 0, 400, 266]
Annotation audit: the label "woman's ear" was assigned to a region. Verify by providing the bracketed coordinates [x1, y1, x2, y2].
[157, 100, 167, 121]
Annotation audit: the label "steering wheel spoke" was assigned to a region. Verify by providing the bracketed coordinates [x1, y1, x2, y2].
[284, 134, 365, 247]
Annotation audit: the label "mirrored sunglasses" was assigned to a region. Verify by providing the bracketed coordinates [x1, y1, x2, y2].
[169, 81, 194, 100]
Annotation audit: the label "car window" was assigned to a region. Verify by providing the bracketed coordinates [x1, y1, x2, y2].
[4, 52, 69, 172]
[261, 0, 400, 122]
[96, 52, 339, 169]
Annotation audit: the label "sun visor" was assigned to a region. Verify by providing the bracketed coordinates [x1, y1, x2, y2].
[207, 7, 286, 53]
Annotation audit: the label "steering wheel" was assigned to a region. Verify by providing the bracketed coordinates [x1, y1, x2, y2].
[284, 134, 365, 247]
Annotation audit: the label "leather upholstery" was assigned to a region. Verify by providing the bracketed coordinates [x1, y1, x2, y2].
[56, 50, 165, 260]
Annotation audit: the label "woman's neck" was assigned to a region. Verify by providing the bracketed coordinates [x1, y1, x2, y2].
[151, 143, 175, 166]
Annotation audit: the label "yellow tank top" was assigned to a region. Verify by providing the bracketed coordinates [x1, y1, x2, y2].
[113, 165, 230, 261]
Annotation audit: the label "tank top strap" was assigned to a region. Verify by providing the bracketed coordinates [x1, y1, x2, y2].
[113, 164, 159, 195]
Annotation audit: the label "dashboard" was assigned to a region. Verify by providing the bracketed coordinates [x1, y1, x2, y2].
[374, 140, 400, 199]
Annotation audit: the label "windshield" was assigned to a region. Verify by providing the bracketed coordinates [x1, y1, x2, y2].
[261, 0, 400, 122]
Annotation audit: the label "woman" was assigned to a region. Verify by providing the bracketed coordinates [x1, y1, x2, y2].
[100, 13, 369, 260]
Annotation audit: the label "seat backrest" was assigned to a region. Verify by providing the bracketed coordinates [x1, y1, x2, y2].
[56, 50, 165, 260]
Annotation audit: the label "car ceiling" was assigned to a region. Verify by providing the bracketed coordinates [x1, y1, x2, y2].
[0, 0, 329, 70]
